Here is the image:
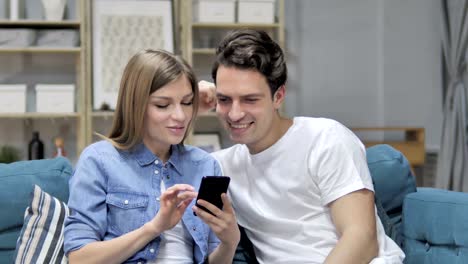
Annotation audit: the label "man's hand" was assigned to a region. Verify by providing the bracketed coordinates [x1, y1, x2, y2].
[194, 194, 240, 264]
[198, 80, 217, 113]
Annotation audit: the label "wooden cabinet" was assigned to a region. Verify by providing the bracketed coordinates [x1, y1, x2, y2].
[352, 127, 426, 170]
[0, 1, 88, 162]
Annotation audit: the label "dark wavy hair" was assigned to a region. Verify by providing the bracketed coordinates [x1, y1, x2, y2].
[211, 29, 287, 97]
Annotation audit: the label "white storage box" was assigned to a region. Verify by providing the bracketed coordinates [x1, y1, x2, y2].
[35, 84, 75, 113]
[193, 0, 236, 23]
[238, 0, 275, 23]
[0, 84, 26, 113]
[0, 29, 36, 47]
[36, 29, 80, 47]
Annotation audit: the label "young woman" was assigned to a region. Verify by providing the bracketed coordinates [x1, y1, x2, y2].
[64, 49, 240, 264]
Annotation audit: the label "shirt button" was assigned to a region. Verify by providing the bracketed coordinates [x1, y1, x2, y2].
[137, 262, 141, 264]
[154, 170, 159, 175]
[166, 175, 170, 179]
[124, 200, 129, 205]
[156, 197, 160, 201]
[192, 226, 196, 231]
[150, 248, 155, 253]
[154, 160, 159, 165]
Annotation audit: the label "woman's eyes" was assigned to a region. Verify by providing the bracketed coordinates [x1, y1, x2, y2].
[154, 101, 193, 108]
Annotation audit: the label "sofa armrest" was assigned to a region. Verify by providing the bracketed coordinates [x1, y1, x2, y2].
[403, 187, 468, 264]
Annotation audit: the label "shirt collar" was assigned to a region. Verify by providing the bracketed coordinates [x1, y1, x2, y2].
[132, 143, 184, 176]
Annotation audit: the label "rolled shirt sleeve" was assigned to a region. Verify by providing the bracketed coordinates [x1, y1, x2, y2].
[64, 146, 108, 254]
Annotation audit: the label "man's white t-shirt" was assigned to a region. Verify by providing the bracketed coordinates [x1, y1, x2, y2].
[212, 117, 404, 264]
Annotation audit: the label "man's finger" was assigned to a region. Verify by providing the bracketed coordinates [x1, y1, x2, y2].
[196, 199, 223, 217]
[192, 204, 221, 225]
[199, 80, 215, 89]
[220, 193, 235, 214]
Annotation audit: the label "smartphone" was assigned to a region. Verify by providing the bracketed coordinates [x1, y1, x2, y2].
[195, 176, 230, 216]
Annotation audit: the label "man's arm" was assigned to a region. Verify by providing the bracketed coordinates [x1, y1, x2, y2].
[325, 189, 379, 264]
[198, 80, 217, 113]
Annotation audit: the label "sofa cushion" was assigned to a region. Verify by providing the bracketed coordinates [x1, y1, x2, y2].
[366, 144, 417, 248]
[366, 144, 417, 216]
[14, 185, 69, 264]
[0, 157, 72, 263]
[403, 188, 468, 264]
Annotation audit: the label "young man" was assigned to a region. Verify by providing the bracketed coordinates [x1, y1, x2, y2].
[199, 29, 404, 263]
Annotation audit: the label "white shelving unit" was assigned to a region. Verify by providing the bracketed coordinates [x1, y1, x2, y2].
[0, 1, 88, 162]
[0, 1, 285, 160]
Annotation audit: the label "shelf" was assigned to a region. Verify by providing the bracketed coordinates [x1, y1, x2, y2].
[0, 1, 88, 160]
[91, 111, 215, 120]
[0, 20, 80, 28]
[0, 47, 81, 53]
[92, 111, 114, 118]
[362, 141, 425, 167]
[192, 22, 280, 29]
[351, 127, 425, 168]
[0, 113, 80, 119]
[193, 48, 216, 55]
[92, 111, 217, 118]
[352, 127, 424, 132]
[198, 112, 217, 118]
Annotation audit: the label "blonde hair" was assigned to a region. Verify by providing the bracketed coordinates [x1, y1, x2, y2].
[101, 49, 198, 150]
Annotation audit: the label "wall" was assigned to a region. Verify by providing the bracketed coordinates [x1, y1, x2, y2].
[285, 0, 443, 150]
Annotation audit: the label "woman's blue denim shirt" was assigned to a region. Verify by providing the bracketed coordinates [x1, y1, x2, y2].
[64, 141, 222, 264]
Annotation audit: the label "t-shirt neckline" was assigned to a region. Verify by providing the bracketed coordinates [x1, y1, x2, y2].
[249, 117, 299, 163]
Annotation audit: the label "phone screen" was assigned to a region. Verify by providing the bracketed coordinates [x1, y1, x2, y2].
[195, 176, 230, 216]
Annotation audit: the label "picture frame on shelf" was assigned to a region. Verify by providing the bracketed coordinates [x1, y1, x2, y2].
[92, 0, 174, 110]
[192, 133, 221, 153]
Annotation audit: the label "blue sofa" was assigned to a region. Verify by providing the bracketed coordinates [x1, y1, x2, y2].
[0, 157, 71, 263]
[367, 145, 468, 263]
[1, 145, 467, 263]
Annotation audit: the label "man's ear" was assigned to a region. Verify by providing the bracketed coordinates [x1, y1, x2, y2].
[273, 85, 286, 109]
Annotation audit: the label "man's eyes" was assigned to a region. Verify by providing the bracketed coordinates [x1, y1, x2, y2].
[216, 97, 259, 103]
[217, 97, 229, 103]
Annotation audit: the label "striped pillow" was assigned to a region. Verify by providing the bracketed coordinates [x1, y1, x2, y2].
[14, 185, 69, 264]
